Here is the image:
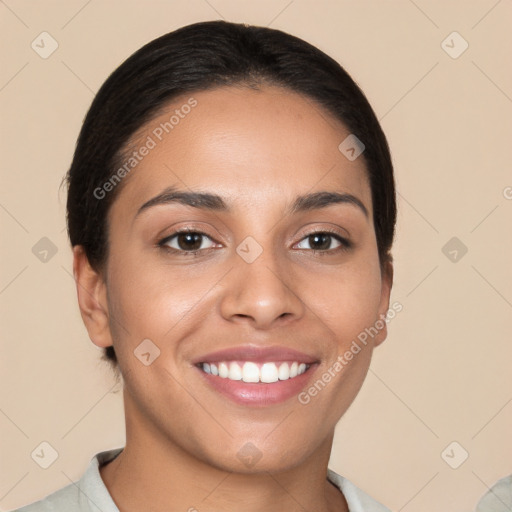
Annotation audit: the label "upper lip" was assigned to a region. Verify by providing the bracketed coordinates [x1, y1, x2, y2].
[193, 345, 319, 365]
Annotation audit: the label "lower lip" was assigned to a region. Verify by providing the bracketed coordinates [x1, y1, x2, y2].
[196, 364, 318, 407]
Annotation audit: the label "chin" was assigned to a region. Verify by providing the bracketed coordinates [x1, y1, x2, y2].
[199, 439, 316, 475]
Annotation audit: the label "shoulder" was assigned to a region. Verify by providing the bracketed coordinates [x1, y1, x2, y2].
[10, 482, 80, 512]
[475, 474, 512, 512]
[327, 468, 391, 512]
[9, 448, 123, 512]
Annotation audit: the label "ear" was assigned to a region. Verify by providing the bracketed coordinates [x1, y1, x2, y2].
[373, 260, 394, 348]
[72, 245, 113, 349]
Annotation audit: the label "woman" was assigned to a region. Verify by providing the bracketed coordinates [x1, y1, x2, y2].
[15, 20, 396, 511]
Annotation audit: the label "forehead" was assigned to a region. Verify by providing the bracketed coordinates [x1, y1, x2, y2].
[110, 84, 372, 217]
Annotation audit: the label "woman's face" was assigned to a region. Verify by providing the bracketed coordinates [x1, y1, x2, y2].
[83, 84, 392, 473]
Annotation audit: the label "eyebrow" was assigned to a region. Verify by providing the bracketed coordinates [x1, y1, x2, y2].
[135, 186, 369, 220]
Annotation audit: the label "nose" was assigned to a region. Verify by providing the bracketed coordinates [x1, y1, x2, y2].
[219, 243, 305, 329]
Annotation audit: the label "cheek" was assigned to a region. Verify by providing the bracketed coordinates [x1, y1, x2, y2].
[300, 257, 383, 341]
[107, 249, 214, 336]
[105, 254, 232, 379]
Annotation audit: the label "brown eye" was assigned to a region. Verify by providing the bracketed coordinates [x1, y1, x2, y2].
[175, 232, 203, 251]
[295, 231, 351, 253]
[307, 233, 332, 251]
[159, 231, 216, 253]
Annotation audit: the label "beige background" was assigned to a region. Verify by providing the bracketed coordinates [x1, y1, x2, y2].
[1, 1, 511, 511]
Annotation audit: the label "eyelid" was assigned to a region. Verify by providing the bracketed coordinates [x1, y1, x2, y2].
[157, 222, 223, 243]
[294, 221, 350, 240]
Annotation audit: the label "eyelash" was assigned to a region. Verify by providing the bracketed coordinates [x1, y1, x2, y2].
[157, 228, 352, 257]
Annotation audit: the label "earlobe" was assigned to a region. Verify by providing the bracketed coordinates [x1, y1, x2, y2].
[374, 260, 394, 348]
[72, 246, 113, 349]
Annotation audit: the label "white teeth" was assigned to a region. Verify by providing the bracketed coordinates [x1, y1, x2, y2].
[218, 362, 229, 378]
[200, 361, 310, 383]
[242, 362, 260, 383]
[278, 362, 289, 380]
[260, 363, 279, 383]
[228, 361, 242, 380]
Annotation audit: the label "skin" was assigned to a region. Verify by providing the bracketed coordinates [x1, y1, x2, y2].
[74, 84, 393, 512]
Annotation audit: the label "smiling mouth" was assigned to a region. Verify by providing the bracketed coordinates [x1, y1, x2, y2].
[198, 361, 311, 383]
